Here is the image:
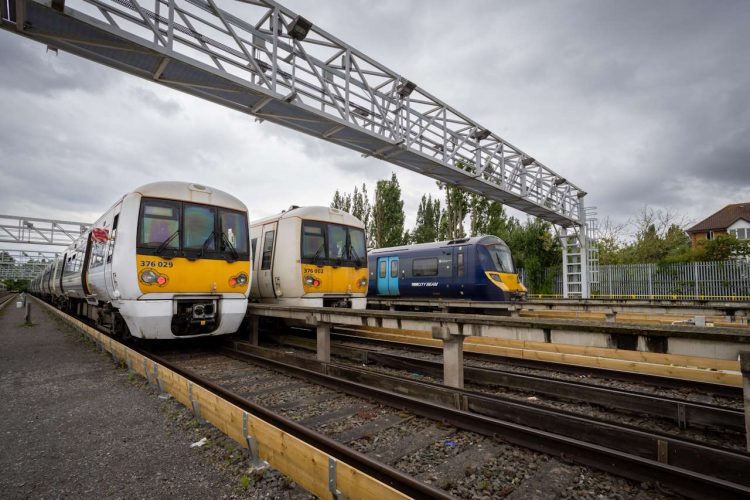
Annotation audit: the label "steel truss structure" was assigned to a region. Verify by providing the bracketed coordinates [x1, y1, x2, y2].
[0, 249, 61, 279]
[1, 0, 596, 295]
[0, 214, 89, 246]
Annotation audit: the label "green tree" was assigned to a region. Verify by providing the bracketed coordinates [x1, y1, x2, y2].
[332, 184, 373, 245]
[693, 234, 750, 261]
[470, 196, 516, 239]
[438, 182, 469, 240]
[411, 194, 441, 243]
[371, 173, 406, 248]
[350, 184, 372, 240]
[331, 190, 352, 212]
[505, 218, 561, 293]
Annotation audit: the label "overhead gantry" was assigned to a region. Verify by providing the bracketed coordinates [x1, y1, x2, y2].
[1, 0, 597, 296]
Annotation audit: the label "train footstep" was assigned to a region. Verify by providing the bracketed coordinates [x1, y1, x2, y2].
[190, 437, 208, 448]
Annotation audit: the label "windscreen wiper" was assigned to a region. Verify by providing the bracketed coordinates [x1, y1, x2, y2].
[312, 243, 325, 266]
[349, 244, 364, 269]
[155, 230, 179, 256]
[220, 232, 239, 262]
[199, 231, 217, 258]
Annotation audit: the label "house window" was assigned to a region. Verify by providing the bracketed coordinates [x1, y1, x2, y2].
[706, 231, 714, 240]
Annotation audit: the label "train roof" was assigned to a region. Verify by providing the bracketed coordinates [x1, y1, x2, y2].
[369, 235, 509, 255]
[250, 206, 364, 228]
[133, 182, 247, 212]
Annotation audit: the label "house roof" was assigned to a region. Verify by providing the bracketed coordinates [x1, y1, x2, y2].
[687, 202, 750, 233]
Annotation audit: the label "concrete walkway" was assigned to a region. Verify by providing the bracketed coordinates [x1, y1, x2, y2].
[0, 298, 240, 498]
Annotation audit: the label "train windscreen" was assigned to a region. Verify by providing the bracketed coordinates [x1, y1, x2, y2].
[138, 198, 249, 259]
[301, 221, 366, 267]
[482, 244, 515, 273]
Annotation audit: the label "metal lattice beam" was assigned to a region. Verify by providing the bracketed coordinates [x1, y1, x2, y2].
[0, 214, 90, 246]
[1, 0, 587, 227]
[0, 249, 61, 279]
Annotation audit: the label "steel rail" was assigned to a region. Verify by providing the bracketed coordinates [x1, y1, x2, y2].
[133, 346, 451, 500]
[276, 335, 744, 432]
[327, 329, 743, 399]
[217, 340, 750, 499]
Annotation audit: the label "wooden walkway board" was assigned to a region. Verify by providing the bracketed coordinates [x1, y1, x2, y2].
[339, 328, 742, 387]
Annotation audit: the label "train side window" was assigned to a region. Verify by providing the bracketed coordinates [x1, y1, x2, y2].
[457, 250, 465, 277]
[251, 238, 257, 264]
[413, 258, 438, 277]
[390, 260, 399, 278]
[261, 231, 275, 270]
[379, 260, 386, 278]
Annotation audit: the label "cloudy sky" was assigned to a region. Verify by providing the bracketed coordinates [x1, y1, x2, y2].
[1, 0, 749, 244]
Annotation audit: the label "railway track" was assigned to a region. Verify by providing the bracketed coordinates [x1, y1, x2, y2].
[148, 337, 750, 499]
[327, 326, 743, 399]
[34, 298, 750, 498]
[268, 333, 745, 436]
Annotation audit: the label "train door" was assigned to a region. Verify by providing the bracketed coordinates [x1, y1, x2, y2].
[258, 223, 277, 298]
[103, 212, 119, 298]
[453, 246, 466, 297]
[376, 256, 400, 296]
[81, 233, 94, 297]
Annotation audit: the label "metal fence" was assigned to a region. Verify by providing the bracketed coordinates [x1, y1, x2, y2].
[523, 260, 750, 300]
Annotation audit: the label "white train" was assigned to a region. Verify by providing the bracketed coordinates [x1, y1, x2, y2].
[250, 206, 368, 308]
[30, 182, 251, 339]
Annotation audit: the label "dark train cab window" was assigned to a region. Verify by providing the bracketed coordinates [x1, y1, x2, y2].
[379, 260, 386, 278]
[302, 223, 326, 258]
[413, 258, 438, 277]
[390, 260, 398, 278]
[220, 210, 248, 254]
[261, 230, 275, 270]
[139, 200, 180, 248]
[184, 205, 216, 250]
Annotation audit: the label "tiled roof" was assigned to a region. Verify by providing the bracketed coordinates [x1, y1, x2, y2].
[687, 203, 750, 233]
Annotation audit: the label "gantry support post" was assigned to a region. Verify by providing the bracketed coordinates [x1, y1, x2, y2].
[432, 326, 467, 389]
[740, 351, 750, 452]
[578, 195, 591, 299]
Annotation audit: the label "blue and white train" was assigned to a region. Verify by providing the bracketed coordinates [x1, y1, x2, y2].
[367, 236, 526, 301]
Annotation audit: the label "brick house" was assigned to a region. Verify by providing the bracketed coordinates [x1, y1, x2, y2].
[686, 202, 750, 248]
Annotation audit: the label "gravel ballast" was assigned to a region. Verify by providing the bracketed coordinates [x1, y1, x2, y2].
[0, 300, 309, 499]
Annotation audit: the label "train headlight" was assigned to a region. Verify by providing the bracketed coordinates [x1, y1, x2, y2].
[488, 272, 501, 282]
[140, 269, 158, 283]
[358, 278, 367, 288]
[236, 273, 248, 285]
[304, 275, 315, 286]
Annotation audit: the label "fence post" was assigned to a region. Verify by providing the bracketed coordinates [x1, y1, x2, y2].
[693, 262, 699, 300]
[647, 264, 653, 299]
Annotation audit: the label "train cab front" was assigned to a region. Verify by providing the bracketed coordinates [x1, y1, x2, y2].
[122, 197, 251, 339]
[298, 220, 368, 309]
[478, 237, 527, 301]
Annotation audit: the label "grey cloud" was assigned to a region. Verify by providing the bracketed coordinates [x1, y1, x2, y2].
[2, 0, 750, 232]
